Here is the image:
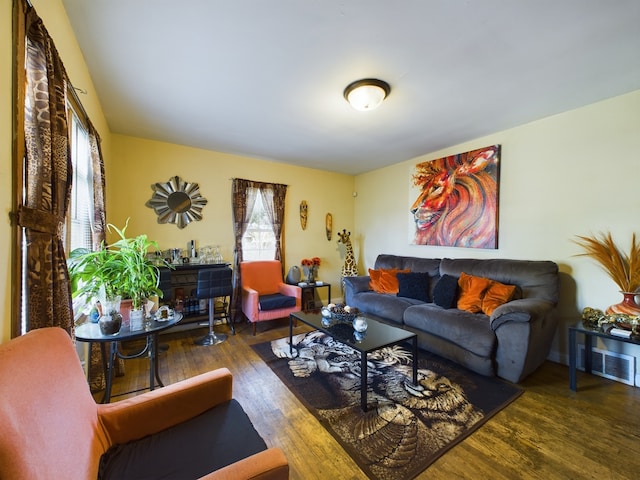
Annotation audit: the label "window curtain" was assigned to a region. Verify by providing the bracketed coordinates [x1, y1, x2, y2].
[14, 3, 74, 334]
[231, 179, 287, 320]
[260, 183, 287, 262]
[87, 122, 120, 392]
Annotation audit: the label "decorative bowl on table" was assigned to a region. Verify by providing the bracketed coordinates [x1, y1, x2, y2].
[325, 303, 359, 324]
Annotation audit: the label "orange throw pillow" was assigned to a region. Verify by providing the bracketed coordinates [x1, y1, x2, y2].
[482, 281, 517, 315]
[456, 272, 493, 313]
[369, 268, 410, 294]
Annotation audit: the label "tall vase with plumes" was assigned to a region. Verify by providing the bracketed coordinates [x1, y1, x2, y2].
[606, 292, 640, 316]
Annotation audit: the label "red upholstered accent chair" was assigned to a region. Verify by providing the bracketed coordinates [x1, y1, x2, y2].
[240, 260, 302, 335]
[0, 327, 289, 480]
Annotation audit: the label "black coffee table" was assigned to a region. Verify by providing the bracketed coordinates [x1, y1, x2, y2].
[289, 310, 418, 411]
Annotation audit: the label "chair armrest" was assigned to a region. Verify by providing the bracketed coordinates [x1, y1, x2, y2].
[490, 298, 556, 330]
[98, 368, 233, 446]
[199, 448, 289, 480]
[242, 286, 260, 321]
[278, 283, 301, 301]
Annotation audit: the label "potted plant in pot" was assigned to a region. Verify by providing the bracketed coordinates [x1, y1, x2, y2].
[68, 220, 170, 333]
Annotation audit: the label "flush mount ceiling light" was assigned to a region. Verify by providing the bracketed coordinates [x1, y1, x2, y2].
[343, 78, 391, 111]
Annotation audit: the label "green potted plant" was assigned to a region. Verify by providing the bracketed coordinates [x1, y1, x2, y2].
[68, 220, 169, 332]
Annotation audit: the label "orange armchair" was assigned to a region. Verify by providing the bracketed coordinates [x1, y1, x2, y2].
[0, 327, 288, 480]
[240, 260, 301, 335]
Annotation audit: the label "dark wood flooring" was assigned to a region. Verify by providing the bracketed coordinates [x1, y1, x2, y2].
[96, 319, 640, 480]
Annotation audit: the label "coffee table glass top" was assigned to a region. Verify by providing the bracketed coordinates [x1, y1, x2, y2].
[291, 310, 415, 352]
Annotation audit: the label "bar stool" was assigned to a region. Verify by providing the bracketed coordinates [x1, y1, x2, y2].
[194, 267, 233, 346]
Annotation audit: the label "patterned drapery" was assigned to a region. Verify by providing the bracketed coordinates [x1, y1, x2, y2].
[231, 179, 287, 320]
[17, 5, 74, 334]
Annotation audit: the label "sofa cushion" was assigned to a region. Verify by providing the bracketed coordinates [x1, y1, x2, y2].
[457, 272, 493, 313]
[259, 293, 296, 310]
[397, 271, 431, 302]
[432, 274, 458, 308]
[369, 268, 409, 294]
[99, 399, 267, 480]
[482, 281, 517, 315]
[347, 291, 419, 325]
[403, 304, 496, 358]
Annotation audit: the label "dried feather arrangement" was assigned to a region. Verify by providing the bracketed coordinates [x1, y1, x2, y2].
[574, 232, 640, 293]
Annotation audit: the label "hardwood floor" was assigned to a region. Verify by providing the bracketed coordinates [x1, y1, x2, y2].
[98, 320, 640, 480]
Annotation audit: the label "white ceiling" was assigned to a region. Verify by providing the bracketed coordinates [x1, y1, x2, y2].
[61, 0, 640, 175]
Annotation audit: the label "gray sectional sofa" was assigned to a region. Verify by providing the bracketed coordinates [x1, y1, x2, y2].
[344, 254, 559, 383]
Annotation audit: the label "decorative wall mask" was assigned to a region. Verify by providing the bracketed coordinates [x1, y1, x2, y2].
[325, 213, 333, 240]
[299, 201, 308, 230]
[146, 175, 208, 229]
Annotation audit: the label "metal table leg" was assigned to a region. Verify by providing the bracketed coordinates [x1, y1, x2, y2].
[361, 351, 368, 412]
[569, 328, 577, 391]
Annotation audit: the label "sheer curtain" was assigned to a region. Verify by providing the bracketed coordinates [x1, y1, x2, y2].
[231, 179, 288, 320]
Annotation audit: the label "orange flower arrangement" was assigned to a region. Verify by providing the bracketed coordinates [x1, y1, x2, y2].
[301, 257, 321, 282]
[301, 257, 321, 267]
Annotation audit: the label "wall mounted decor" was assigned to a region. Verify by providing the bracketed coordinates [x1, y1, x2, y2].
[409, 145, 500, 249]
[146, 175, 208, 229]
[325, 213, 333, 240]
[300, 201, 308, 230]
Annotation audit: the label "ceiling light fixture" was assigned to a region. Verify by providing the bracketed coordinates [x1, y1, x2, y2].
[343, 78, 391, 111]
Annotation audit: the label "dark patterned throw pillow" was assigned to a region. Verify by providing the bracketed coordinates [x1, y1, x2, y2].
[396, 272, 430, 302]
[433, 274, 459, 309]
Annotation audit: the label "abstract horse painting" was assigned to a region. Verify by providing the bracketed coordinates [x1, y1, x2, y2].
[410, 145, 500, 248]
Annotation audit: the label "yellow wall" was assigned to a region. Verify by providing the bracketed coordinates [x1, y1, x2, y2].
[108, 134, 355, 293]
[355, 89, 640, 366]
[0, 0, 13, 341]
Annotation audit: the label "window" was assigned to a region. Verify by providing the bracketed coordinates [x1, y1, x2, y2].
[241, 192, 276, 260]
[65, 98, 95, 320]
[66, 107, 94, 253]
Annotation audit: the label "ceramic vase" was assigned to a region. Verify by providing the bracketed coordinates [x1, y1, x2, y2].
[606, 292, 640, 316]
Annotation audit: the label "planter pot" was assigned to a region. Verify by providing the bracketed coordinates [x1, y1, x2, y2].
[99, 296, 122, 317]
[119, 299, 133, 327]
[130, 308, 144, 331]
[99, 312, 122, 336]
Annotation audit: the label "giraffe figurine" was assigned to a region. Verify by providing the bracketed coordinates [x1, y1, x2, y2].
[337, 229, 358, 293]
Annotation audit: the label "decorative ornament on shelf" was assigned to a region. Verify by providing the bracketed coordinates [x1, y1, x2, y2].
[301, 257, 321, 283]
[573, 232, 640, 315]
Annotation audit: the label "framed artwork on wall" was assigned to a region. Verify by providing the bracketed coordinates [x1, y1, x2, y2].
[409, 144, 500, 249]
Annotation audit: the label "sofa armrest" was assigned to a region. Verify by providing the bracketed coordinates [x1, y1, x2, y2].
[199, 448, 289, 480]
[343, 276, 371, 306]
[98, 368, 233, 446]
[490, 298, 556, 330]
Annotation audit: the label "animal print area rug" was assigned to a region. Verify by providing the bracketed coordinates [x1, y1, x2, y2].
[252, 332, 523, 480]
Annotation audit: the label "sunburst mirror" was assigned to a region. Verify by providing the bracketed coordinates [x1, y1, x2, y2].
[145, 175, 208, 229]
